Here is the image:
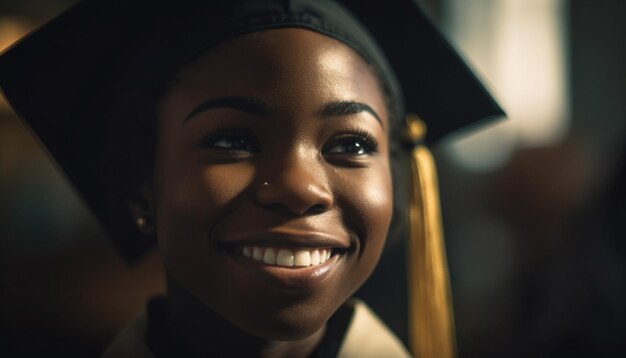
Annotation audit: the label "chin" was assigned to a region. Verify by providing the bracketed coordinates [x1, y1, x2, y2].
[225, 297, 335, 341]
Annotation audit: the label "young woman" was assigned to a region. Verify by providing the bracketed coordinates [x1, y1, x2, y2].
[0, 0, 503, 357]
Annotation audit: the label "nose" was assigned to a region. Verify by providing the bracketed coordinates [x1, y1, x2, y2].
[256, 157, 333, 216]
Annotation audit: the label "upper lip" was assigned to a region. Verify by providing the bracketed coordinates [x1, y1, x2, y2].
[219, 229, 351, 250]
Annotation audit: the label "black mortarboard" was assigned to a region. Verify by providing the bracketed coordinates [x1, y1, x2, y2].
[0, 0, 503, 355]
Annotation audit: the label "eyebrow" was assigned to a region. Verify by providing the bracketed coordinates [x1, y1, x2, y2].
[184, 96, 271, 123]
[184, 96, 383, 128]
[318, 101, 383, 128]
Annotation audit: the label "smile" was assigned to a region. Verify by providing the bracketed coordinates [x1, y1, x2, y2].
[239, 246, 334, 267]
[220, 230, 351, 289]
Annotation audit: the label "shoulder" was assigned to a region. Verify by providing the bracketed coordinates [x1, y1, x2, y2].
[338, 298, 412, 358]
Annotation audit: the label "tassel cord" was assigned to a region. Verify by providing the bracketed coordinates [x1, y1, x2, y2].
[405, 115, 457, 358]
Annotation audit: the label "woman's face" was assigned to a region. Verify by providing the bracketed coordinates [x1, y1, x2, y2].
[154, 28, 392, 340]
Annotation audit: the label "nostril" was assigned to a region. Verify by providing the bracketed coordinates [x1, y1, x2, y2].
[255, 171, 334, 215]
[264, 203, 329, 216]
[307, 204, 329, 214]
[266, 203, 286, 213]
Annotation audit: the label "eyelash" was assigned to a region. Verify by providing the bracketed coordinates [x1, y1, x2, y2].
[323, 128, 379, 156]
[196, 128, 260, 154]
[196, 128, 378, 157]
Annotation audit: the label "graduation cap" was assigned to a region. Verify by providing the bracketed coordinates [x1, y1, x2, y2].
[0, 0, 504, 356]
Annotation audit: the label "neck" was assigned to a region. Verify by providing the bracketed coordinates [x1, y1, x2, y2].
[163, 274, 326, 358]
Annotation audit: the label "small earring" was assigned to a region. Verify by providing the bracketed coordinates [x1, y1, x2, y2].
[136, 216, 147, 229]
[263, 181, 269, 187]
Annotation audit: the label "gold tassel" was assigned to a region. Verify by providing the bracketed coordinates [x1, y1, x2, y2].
[405, 113, 457, 358]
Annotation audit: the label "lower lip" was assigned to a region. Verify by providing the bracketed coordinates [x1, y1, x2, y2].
[227, 251, 343, 290]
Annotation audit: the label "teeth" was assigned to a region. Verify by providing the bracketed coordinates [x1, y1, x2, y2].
[276, 249, 294, 266]
[294, 250, 311, 267]
[311, 250, 320, 265]
[320, 249, 327, 263]
[242, 246, 252, 258]
[242, 247, 336, 267]
[263, 248, 276, 264]
[252, 247, 263, 261]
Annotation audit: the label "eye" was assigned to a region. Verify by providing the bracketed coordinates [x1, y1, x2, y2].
[197, 129, 259, 154]
[324, 130, 378, 156]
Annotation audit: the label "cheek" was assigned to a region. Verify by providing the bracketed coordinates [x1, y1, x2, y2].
[336, 160, 393, 274]
[360, 167, 393, 256]
[155, 153, 254, 272]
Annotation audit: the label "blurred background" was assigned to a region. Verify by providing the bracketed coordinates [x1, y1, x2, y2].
[1, 0, 624, 356]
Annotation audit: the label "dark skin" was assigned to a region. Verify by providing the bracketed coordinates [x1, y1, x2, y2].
[151, 28, 393, 357]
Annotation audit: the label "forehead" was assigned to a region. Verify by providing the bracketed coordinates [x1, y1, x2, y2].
[161, 28, 388, 124]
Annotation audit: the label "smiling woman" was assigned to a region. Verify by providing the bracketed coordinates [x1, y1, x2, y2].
[0, 0, 503, 357]
[153, 29, 392, 348]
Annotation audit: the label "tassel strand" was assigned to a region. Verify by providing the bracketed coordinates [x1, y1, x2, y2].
[405, 113, 457, 358]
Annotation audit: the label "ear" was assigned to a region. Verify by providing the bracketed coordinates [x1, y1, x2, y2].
[128, 181, 156, 237]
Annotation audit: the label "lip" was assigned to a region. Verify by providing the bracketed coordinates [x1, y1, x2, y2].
[219, 230, 351, 250]
[228, 250, 343, 289]
[218, 229, 351, 289]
